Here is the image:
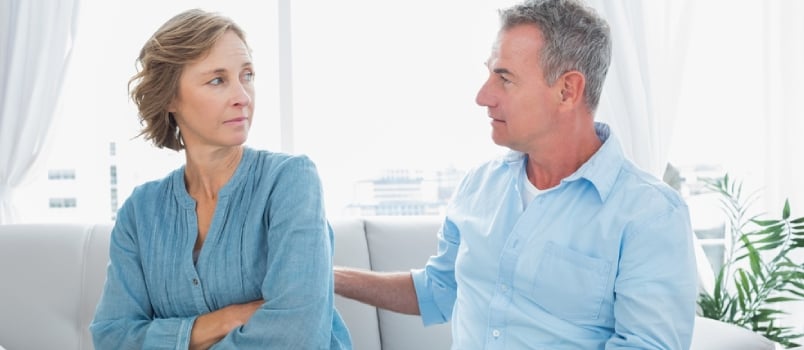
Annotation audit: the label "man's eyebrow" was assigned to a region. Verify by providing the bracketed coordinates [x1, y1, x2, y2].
[493, 68, 512, 75]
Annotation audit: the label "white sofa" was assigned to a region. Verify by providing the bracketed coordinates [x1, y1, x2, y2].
[0, 217, 780, 350]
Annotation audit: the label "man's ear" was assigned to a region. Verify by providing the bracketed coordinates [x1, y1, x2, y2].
[558, 71, 586, 107]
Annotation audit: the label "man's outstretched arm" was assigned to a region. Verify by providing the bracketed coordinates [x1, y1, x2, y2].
[334, 266, 420, 315]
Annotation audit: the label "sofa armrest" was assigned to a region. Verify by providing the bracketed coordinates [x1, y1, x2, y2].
[0, 224, 107, 350]
[691, 316, 775, 350]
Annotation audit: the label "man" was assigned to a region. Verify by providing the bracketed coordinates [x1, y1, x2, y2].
[334, 0, 698, 348]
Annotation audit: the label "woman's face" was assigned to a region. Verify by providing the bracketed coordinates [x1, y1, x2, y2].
[169, 30, 255, 151]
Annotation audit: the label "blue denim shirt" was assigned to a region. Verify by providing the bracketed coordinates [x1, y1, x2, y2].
[90, 148, 352, 349]
[412, 123, 698, 349]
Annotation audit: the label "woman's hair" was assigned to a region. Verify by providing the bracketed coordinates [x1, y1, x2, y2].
[500, 0, 611, 112]
[129, 9, 249, 150]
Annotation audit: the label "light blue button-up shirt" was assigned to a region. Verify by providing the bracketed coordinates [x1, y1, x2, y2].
[412, 123, 698, 349]
[90, 148, 352, 349]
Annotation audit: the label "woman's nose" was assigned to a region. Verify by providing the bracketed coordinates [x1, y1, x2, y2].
[231, 82, 252, 107]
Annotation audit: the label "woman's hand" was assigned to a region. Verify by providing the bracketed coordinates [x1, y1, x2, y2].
[189, 299, 263, 350]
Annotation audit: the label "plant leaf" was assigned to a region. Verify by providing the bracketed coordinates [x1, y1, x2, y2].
[783, 199, 791, 220]
[737, 269, 752, 306]
[754, 219, 781, 226]
[740, 236, 764, 278]
[765, 296, 798, 303]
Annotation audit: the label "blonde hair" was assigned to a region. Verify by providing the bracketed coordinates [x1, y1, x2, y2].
[129, 9, 250, 150]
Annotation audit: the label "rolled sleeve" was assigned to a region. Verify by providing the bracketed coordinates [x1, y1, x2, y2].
[143, 317, 195, 349]
[412, 268, 448, 325]
[411, 218, 461, 326]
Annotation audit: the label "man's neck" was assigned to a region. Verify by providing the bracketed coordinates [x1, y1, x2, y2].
[525, 122, 601, 190]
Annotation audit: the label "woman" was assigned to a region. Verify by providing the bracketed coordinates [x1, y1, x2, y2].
[90, 9, 352, 349]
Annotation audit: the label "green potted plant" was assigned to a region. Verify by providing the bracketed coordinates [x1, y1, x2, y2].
[697, 174, 804, 347]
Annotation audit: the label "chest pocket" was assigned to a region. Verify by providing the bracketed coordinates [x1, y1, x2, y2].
[531, 241, 611, 320]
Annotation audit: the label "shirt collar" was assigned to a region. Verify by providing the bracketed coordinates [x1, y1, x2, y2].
[502, 122, 624, 202]
[566, 122, 623, 201]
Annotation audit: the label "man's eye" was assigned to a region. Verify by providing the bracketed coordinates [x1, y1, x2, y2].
[499, 75, 511, 84]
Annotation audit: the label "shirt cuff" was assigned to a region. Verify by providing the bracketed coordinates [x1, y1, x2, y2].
[142, 316, 196, 349]
[411, 268, 449, 326]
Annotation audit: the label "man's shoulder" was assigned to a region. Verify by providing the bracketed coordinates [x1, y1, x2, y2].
[450, 152, 522, 200]
[461, 152, 518, 180]
[471, 151, 522, 174]
[614, 161, 687, 211]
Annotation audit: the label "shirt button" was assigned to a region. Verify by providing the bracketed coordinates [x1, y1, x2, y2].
[492, 329, 501, 338]
[192, 278, 199, 286]
[500, 284, 509, 292]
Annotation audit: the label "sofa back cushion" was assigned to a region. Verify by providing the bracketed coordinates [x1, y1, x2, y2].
[364, 216, 452, 350]
[331, 218, 382, 350]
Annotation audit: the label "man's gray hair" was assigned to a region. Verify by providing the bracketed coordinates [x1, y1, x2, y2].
[500, 0, 611, 112]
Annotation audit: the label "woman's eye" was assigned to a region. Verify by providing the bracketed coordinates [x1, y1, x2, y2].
[209, 77, 224, 86]
[244, 71, 254, 82]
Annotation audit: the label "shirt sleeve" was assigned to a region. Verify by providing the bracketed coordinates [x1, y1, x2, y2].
[90, 193, 195, 350]
[606, 203, 699, 349]
[412, 216, 461, 326]
[211, 155, 349, 349]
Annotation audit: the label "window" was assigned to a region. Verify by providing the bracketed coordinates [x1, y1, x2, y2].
[16, 0, 801, 234]
[290, 1, 513, 216]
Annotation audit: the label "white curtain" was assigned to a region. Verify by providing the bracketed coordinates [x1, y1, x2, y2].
[763, 1, 804, 222]
[763, 0, 804, 334]
[587, 1, 715, 293]
[0, 0, 80, 224]
[589, 0, 694, 177]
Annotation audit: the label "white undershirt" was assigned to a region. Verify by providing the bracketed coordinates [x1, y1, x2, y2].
[522, 167, 544, 208]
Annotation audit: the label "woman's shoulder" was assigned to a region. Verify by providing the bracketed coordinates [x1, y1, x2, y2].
[246, 148, 317, 171]
[115, 166, 183, 225]
[247, 147, 310, 161]
[242, 148, 322, 191]
[128, 167, 182, 202]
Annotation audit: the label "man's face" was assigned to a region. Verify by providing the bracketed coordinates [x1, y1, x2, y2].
[475, 24, 563, 153]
